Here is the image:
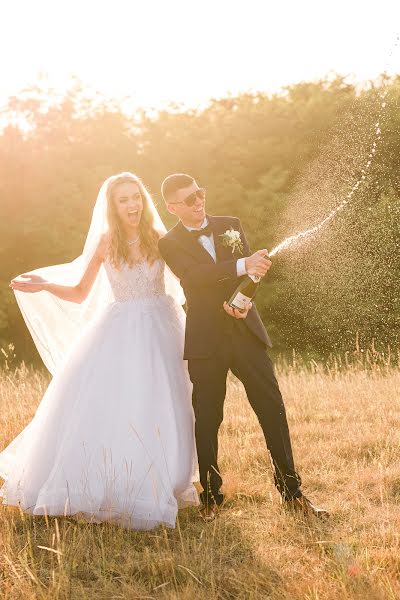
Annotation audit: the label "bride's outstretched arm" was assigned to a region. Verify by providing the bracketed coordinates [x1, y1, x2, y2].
[10, 235, 108, 304]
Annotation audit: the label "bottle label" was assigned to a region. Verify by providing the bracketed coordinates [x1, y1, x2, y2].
[231, 291, 252, 310]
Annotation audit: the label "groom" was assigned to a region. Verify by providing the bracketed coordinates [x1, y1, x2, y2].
[159, 174, 328, 520]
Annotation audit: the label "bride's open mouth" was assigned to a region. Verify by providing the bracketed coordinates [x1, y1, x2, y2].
[128, 209, 140, 222]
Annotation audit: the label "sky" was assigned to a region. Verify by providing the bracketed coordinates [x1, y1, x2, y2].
[1, 0, 399, 109]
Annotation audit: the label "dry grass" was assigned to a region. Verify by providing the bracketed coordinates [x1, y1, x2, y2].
[0, 351, 399, 600]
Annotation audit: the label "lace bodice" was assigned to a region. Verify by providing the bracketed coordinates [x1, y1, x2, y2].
[104, 259, 167, 301]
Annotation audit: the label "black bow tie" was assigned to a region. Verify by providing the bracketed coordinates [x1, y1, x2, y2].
[190, 224, 212, 239]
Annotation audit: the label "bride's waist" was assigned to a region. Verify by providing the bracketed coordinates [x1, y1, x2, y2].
[111, 294, 177, 307]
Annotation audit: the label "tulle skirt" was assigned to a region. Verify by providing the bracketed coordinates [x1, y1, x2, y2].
[0, 296, 198, 529]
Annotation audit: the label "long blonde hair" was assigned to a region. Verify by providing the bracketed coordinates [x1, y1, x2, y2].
[106, 173, 161, 268]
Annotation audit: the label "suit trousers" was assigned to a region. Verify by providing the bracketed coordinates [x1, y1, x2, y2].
[188, 318, 302, 506]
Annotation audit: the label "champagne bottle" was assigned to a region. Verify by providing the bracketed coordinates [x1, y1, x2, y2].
[228, 273, 260, 312]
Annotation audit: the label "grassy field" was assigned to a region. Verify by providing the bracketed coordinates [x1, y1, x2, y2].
[0, 351, 399, 600]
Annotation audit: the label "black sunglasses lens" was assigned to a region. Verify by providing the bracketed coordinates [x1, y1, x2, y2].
[184, 189, 205, 206]
[185, 193, 197, 207]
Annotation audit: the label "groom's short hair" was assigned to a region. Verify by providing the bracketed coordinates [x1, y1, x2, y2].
[161, 174, 194, 202]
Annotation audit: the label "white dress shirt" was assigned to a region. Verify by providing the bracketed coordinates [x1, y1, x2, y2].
[185, 218, 247, 277]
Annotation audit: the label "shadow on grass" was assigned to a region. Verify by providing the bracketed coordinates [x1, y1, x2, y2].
[1, 504, 288, 600]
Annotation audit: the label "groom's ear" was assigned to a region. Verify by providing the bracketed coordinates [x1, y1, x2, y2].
[166, 202, 177, 216]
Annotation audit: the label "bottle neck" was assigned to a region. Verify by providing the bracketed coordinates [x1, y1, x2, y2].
[248, 273, 260, 283]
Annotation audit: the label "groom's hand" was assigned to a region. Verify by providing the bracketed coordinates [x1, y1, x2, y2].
[223, 301, 252, 319]
[245, 250, 271, 279]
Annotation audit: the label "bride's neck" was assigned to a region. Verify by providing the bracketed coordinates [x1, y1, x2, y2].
[123, 225, 140, 241]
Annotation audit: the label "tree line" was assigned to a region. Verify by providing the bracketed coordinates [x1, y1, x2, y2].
[0, 75, 399, 364]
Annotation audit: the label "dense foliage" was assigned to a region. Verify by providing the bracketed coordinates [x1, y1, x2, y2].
[0, 76, 399, 363]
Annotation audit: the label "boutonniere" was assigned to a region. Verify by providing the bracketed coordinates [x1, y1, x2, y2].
[219, 228, 244, 254]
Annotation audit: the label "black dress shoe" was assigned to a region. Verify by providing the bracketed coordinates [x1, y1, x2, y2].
[283, 494, 329, 519]
[199, 504, 217, 522]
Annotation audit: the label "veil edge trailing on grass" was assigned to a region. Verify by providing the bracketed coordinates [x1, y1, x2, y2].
[14, 174, 185, 375]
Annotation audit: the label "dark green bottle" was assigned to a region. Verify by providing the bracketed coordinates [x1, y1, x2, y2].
[228, 274, 259, 312]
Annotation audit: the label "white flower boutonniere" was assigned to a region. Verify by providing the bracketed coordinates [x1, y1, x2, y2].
[219, 228, 244, 255]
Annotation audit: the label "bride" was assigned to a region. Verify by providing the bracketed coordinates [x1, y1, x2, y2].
[0, 172, 198, 530]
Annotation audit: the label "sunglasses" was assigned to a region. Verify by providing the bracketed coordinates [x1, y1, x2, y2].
[169, 188, 206, 207]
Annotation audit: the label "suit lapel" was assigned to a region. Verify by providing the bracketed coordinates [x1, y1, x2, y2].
[208, 215, 238, 262]
[172, 221, 215, 264]
[170, 216, 242, 264]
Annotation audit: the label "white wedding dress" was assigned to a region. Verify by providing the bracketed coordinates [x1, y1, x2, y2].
[0, 258, 198, 529]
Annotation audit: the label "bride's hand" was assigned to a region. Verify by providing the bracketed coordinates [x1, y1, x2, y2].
[10, 274, 48, 293]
